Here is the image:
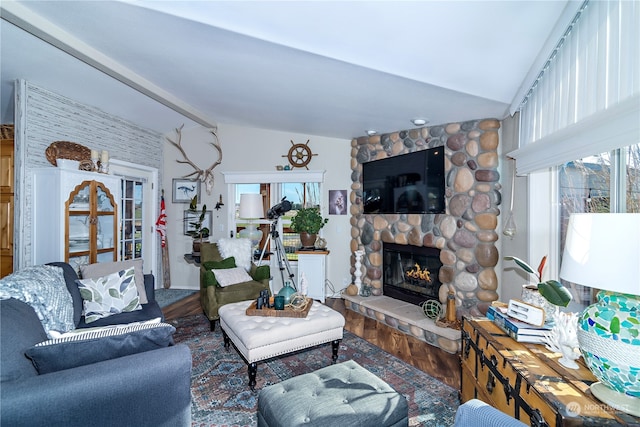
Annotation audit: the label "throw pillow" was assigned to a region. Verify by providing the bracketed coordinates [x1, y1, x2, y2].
[217, 238, 252, 271]
[76, 267, 142, 324]
[202, 256, 236, 272]
[25, 322, 175, 374]
[80, 259, 147, 304]
[212, 267, 253, 287]
[202, 257, 236, 288]
[0, 265, 75, 337]
[251, 264, 270, 282]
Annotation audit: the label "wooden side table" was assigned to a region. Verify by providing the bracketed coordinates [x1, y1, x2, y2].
[461, 317, 639, 426]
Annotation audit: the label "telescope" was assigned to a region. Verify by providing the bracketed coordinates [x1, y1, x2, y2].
[267, 197, 292, 219]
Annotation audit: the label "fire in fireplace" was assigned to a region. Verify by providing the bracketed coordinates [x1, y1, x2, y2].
[383, 243, 442, 306]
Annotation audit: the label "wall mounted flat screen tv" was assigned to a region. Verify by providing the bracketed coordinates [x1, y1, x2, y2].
[362, 147, 445, 214]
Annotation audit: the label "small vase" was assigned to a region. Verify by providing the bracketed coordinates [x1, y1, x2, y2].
[521, 284, 556, 323]
[299, 232, 317, 248]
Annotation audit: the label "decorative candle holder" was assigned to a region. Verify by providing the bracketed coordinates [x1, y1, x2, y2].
[354, 249, 364, 295]
[97, 160, 109, 174]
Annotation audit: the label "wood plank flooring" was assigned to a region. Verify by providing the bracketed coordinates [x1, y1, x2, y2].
[162, 293, 461, 390]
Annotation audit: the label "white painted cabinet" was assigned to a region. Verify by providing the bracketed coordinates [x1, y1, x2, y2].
[296, 251, 328, 302]
[33, 168, 121, 271]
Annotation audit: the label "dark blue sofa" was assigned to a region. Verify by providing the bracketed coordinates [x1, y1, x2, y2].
[0, 262, 192, 427]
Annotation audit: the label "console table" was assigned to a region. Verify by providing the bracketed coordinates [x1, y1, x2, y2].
[461, 317, 638, 426]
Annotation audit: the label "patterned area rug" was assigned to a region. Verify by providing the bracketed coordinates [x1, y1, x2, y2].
[171, 313, 460, 427]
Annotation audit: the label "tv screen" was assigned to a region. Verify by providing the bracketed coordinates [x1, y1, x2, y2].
[362, 147, 445, 214]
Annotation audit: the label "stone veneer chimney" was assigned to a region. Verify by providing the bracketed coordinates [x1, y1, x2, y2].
[350, 119, 501, 319]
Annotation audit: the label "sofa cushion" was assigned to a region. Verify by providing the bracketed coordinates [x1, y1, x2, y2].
[213, 267, 254, 287]
[76, 300, 164, 328]
[80, 259, 147, 304]
[0, 265, 75, 337]
[0, 298, 47, 381]
[25, 321, 176, 374]
[76, 267, 142, 324]
[202, 257, 236, 287]
[200, 241, 223, 263]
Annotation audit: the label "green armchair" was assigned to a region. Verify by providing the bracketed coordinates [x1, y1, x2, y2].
[199, 242, 271, 330]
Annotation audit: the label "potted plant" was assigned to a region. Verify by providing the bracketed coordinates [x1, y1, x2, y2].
[188, 195, 209, 254]
[290, 207, 328, 248]
[504, 255, 573, 309]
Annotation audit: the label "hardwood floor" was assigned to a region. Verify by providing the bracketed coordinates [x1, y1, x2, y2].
[162, 294, 461, 390]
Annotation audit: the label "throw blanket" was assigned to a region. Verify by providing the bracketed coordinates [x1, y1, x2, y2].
[217, 238, 252, 271]
[0, 265, 75, 338]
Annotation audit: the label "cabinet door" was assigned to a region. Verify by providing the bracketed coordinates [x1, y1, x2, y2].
[95, 181, 117, 263]
[297, 253, 326, 302]
[0, 193, 13, 278]
[66, 180, 117, 266]
[0, 140, 13, 193]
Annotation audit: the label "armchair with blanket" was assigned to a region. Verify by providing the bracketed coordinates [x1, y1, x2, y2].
[200, 238, 271, 330]
[0, 261, 192, 427]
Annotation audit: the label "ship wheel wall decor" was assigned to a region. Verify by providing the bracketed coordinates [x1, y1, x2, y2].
[283, 139, 317, 169]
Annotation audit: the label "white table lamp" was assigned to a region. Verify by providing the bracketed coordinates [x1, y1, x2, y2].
[238, 193, 264, 250]
[559, 213, 640, 416]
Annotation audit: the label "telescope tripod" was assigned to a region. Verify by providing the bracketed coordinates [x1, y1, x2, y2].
[258, 219, 296, 291]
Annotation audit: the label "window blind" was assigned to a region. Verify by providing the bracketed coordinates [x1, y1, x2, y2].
[509, 0, 639, 175]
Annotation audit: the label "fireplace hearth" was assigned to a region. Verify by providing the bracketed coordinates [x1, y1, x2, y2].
[383, 243, 442, 306]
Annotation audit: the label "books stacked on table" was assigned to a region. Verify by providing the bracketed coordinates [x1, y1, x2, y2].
[486, 305, 552, 343]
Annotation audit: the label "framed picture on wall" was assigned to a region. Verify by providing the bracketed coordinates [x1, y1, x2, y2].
[329, 190, 347, 215]
[172, 179, 200, 203]
[183, 210, 212, 236]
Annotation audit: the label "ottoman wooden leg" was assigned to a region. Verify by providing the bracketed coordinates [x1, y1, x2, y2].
[331, 339, 340, 363]
[249, 362, 258, 391]
[222, 329, 230, 350]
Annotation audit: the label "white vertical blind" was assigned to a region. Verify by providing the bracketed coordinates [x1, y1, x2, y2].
[510, 0, 640, 174]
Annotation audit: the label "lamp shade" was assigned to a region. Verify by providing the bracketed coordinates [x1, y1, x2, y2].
[560, 213, 640, 295]
[238, 193, 264, 219]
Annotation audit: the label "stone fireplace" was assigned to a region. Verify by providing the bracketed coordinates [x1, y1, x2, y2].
[383, 243, 442, 306]
[345, 118, 501, 353]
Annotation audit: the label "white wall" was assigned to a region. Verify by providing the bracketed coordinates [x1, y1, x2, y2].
[162, 123, 352, 292]
[498, 114, 531, 302]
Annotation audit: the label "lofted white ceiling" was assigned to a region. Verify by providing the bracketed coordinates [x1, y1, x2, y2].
[1, 0, 579, 139]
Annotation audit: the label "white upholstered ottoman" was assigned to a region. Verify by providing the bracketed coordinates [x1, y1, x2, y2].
[218, 299, 345, 390]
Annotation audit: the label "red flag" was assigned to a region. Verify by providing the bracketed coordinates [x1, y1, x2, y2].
[156, 195, 167, 248]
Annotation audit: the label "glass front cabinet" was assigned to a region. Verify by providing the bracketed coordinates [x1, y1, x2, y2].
[33, 169, 122, 272]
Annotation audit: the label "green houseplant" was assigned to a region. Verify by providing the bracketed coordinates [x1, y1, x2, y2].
[504, 255, 573, 307]
[290, 207, 328, 248]
[187, 195, 209, 253]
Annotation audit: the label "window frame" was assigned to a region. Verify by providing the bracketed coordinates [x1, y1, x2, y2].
[528, 145, 638, 303]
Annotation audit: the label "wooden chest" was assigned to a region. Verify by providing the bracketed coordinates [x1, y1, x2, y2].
[461, 317, 639, 426]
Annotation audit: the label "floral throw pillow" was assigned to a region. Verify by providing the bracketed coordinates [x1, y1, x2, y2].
[76, 267, 142, 323]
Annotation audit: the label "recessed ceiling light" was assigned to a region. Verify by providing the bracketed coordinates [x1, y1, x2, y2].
[411, 118, 428, 126]
[366, 130, 377, 136]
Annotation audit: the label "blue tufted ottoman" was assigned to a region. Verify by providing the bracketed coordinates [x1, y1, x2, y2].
[257, 360, 409, 427]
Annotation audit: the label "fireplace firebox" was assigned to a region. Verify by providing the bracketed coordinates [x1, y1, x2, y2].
[383, 243, 442, 306]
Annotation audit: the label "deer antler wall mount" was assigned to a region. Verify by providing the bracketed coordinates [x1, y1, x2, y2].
[166, 124, 222, 195]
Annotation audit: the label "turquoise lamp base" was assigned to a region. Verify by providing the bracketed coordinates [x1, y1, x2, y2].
[577, 291, 640, 417]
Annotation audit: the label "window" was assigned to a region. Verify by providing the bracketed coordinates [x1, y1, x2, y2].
[555, 143, 640, 304]
[233, 181, 322, 261]
[120, 178, 144, 261]
[109, 160, 158, 277]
